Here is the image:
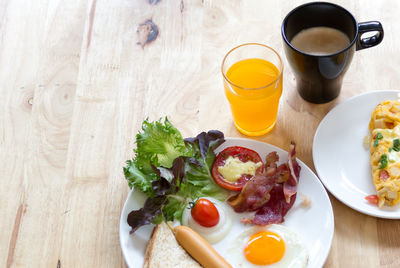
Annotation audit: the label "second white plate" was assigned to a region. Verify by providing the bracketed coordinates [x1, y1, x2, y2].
[313, 90, 400, 218]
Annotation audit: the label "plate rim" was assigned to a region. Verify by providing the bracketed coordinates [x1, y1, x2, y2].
[313, 89, 400, 219]
[120, 137, 335, 267]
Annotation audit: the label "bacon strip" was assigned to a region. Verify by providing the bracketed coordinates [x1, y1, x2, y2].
[228, 174, 275, 212]
[266, 151, 279, 169]
[275, 163, 290, 183]
[283, 142, 301, 203]
[250, 183, 297, 225]
[229, 141, 301, 226]
[227, 152, 279, 213]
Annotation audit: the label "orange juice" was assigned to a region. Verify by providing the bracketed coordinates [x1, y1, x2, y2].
[224, 58, 282, 136]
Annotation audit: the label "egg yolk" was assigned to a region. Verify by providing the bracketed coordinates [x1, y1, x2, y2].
[243, 231, 285, 265]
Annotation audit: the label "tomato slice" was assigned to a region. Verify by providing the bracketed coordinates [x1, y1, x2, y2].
[212, 146, 264, 191]
[365, 194, 379, 205]
[191, 198, 220, 227]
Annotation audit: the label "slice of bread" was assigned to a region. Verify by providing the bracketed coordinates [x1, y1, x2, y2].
[143, 222, 202, 268]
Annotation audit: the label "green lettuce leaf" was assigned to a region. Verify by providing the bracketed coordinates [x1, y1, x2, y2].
[160, 131, 229, 223]
[124, 119, 228, 233]
[136, 117, 192, 169]
[184, 130, 228, 201]
[127, 157, 186, 231]
[124, 117, 192, 195]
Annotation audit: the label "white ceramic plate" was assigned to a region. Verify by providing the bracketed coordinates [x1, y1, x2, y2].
[313, 90, 400, 218]
[120, 138, 334, 268]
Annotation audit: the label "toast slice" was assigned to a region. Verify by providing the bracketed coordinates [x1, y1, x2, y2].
[143, 222, 202, 268]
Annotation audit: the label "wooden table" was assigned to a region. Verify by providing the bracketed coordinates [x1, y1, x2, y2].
[1, 0, 399, 267]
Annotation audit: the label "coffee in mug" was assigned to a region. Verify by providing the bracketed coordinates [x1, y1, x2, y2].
[282, 2, 384, 104]
[290, 26, 350, 56]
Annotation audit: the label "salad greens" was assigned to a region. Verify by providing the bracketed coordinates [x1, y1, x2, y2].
[124, 117, 228, 233]
[124, 118, 192, 196]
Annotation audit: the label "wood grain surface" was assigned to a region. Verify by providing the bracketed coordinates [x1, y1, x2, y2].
[1, 0, 399, 267]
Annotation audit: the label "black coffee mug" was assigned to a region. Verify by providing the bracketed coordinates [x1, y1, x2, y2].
[282, 2, 384, 104]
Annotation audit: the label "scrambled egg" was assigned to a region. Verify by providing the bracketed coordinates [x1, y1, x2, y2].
[369, 100, 400, 131]
[370, 100, 400, 208]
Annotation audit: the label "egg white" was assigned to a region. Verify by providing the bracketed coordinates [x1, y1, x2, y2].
[182, 197, 232, 244]
[226, 224, 308, 268]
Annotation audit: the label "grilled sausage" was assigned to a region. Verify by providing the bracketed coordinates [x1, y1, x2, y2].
[172, 225, 232, 268]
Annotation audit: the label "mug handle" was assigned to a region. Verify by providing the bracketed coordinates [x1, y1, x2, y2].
[356, 21, 384, 51]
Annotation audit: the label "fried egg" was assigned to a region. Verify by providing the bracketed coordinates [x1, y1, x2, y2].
[226, 224, 308, 268]
[182, 197, 232, 244]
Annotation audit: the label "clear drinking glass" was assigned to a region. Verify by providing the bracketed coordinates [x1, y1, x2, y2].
[222, 43, 283, 136]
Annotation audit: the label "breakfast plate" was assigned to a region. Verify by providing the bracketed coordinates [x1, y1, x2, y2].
[120, 138, 334, 268]
[313, 90, 400, 218]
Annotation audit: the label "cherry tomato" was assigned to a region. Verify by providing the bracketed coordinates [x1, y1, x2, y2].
[365, 194, 378, 205]
[191, 198, 220, 227]
[212, 146, 264, 191]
